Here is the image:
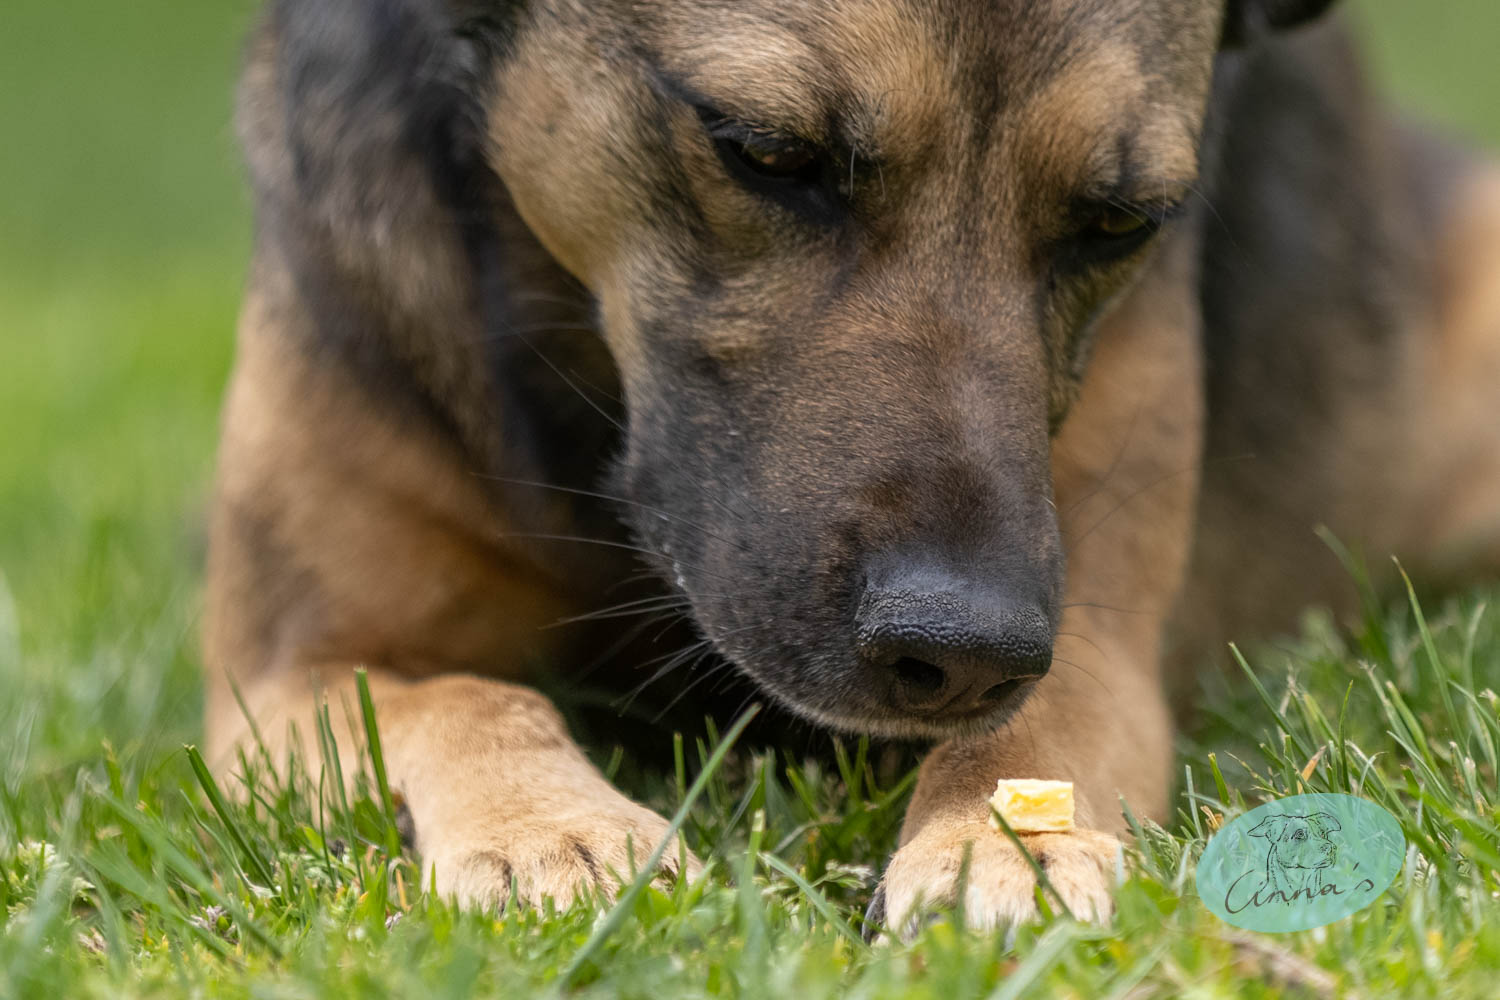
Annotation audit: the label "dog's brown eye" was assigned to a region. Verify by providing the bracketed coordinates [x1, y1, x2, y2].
[732, 135, 819, 179]
[698, 108, 827, 186]
[1063, 198, 1184, 268]
[695, 106, 842, 224]
[1088, 206, 1150, 239]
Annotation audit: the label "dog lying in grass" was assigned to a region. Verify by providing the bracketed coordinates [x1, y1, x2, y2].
[206, 0, 1500, 934]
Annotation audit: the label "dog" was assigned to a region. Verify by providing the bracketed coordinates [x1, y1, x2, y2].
[205, 0, 1500, 933]
[1247, 813, 1340, 900]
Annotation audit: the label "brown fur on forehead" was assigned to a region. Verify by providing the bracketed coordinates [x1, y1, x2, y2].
[1002, 40, 1211, 237]
[1003, 2, 1220, 198]
[643, 0, 951, 144]
[638, 0, 1218, 154]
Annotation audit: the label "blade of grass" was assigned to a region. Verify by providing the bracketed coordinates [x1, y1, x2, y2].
[559, 703, 761, 988]
[1207, 753, 1232, 809]
[988, 808, 1075, 921]
[313, 699, 363, 889]
[184, 744, 276, 888]
[354, 668, 403, 859]
[1398, 562, 1463, 739]
[1316, 525, 1390, 664]
[760, 851, 869, 952]
[1231, 644, 1316, 762]
[739, 808, 768, 968]
[225, 670, 284, 800]
[96, 796, 283, 957]
[986, 920, 1087, 1000]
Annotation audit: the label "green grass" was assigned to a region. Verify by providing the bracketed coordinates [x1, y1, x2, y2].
[3, 1, 1500, 997]
[4, 583, 1500, 997]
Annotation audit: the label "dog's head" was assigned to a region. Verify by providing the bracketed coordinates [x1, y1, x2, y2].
[1248, 813, 1340, 870]
[249, 0, 1337, 738]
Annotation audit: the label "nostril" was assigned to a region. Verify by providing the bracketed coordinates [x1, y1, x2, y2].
[980, 678, 1026, 703]
[889, 657, 945, 693]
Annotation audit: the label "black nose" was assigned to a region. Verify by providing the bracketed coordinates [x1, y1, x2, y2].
[854, 580, 1052, 720]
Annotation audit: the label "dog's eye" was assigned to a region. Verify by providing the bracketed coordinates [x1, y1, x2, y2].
[695, 107, 841, 223]
[728, 133, 821, 182]
[1088, 206, 1151, 239]
[1292, 830, 1307, 841]
[1064, 198, 1183, 267]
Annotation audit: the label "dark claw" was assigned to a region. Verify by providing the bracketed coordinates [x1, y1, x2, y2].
[393, 801, 416, 849]
[570, 839, 602, 883]
[862, 883, 888, 942]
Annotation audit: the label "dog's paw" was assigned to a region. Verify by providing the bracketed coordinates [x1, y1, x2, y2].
[424, 803, 700, 911]
[866, 821, 1122, 939]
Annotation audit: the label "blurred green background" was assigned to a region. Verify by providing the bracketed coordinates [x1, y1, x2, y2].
[0, 0, 1495, 768]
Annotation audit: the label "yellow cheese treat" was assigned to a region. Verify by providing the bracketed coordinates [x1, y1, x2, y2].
[988, 779, 1075, 833]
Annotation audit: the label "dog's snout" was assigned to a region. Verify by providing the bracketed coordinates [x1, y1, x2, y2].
[855, 579, 1053, 722]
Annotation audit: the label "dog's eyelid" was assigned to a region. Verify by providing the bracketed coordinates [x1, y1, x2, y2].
[698, 110, 802, 145]
[692, 103, 840, 159]
[646, 62, 835, 145]
[1081, 172, 1192, 208]
[1077, 189, 1187, 225]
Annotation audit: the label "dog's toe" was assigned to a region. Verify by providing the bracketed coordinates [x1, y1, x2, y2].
[425, 805, 699, 911]
[870, 821, 1122, 940]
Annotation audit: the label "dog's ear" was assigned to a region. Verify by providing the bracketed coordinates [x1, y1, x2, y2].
[1221, 0, 1339, 48]
[1303, 813, 1342, 837]
[239, 0, 519, 321]
[1248, 816, 1287, 840]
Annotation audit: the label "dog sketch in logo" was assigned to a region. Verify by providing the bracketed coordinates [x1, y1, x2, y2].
[1201, 794, 1402, 930]
[1246, 813, 1343, 900]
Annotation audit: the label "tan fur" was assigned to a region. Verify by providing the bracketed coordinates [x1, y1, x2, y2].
[1401, 165, 1500, 574]
[224, 666, 692, 906]
[206, 266, 687, 903]
[206, 269, 581, 751]
[1013, 41, 1204, 198]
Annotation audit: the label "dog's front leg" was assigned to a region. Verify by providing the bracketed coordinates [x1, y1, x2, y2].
[213, 667, 695, 909]
[869, 236, 1204, 935]
[867, 621, 1174, 933]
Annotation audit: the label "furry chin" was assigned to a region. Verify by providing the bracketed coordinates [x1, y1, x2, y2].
[747, 673, 1033, 743]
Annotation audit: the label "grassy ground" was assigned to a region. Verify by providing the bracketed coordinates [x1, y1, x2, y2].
[2, 2, 1498, 997]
